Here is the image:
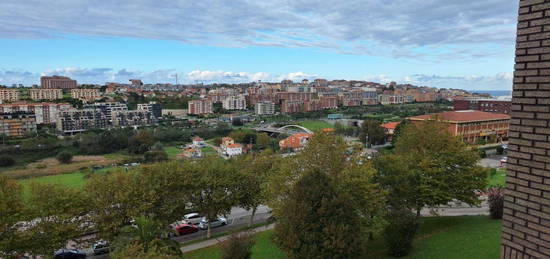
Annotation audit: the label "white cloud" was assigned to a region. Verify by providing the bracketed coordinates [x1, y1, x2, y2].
[279, 72, 317, 81]
[187, 70, 271, 83]
[0, 0, 517, 60]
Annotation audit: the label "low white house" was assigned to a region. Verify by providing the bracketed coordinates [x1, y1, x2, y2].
[224, 143, 243, 156]
[192, 136, 205, 147]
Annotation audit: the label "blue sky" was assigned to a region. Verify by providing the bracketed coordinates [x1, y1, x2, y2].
[0, 0, 518, 90]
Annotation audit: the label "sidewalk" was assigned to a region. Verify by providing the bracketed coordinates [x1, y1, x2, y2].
[180, 223, 275, 253]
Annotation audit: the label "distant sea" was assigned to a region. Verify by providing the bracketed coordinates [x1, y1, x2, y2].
[471, 90, 512, 98]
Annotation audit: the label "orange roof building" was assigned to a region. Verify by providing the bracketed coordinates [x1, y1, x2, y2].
[279, 133, 313, 150]
[408, 110, 510, 143]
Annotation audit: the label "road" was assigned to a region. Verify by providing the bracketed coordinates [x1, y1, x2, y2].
[85, 206, 271, 259]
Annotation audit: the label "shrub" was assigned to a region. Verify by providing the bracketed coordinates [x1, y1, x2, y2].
[486, 187, 504, 219]
[144, 150, 168, 163]
[384, 207, 419, 257]
[56, 151, 73, 164]
[479, 149, 487, 158]
[0, 156, 15, 167]
[221, 233, 255, 259]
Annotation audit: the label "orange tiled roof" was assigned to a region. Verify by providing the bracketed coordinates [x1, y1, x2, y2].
[381, 122, 400, 130]
[408, 110, 510, 123]
[227, 143, 242, 148]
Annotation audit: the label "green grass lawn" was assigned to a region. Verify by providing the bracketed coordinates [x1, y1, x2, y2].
[202, 146, 217, 155]
[164, 146, 182, 159]
[297, 120, 334, 132]
[185, 216, 501, 259]
[487, 169, 506, 187]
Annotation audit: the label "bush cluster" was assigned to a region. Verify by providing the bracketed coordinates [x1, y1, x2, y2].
[384, 207, 419, 257]
[486, 187, 504, 219]
[221, 233, 255, 259]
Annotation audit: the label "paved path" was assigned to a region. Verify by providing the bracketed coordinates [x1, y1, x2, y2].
[180, 224, 275, 253]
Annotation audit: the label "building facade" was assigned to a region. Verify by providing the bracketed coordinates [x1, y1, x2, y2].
[188, 99, 213, 115]
[408, 110, 510, 143]
[0, 112, 36, 137]
[137, 101, 162, 118]
[56, 109, 108, 134]
[255, 101, 275, 115]
[0, 89, 20, 102]
[29, 89, 63, 100]
[222, 95, 247, 110]
[83, 102, 128, 122]
[71, 89, 101, 100]
[501, 1, 550, 258]
[111, 110, 155, 127]
[453, 99, 512, 115]
[0, 103, 71, 125]
[41, 76, 77, 90]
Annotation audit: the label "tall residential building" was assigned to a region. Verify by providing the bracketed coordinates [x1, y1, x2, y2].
[71, 89, 101, 100]
[319, 96, 338, 109]
[56, 109, 108, 134]
[188, 99, 213, 115]
[29, 89, 63, 100]
[40, 76, 77, 90]
[83, 102, 128, 121]
[255, 101, 275, 115]
[111, 110, 155, 127]
[137, 101, 162, 118]
[0, 89, 20, 102]
[0, 112, 37, 137]
[222, 95, 247, 110]
[281, 100, 304, 113]
[0, 103, 71, 125]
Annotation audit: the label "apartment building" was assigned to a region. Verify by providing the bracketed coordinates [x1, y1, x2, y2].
[222, 95, 247, 110]
[188, 99, 213, 115]
[255, 101, 275, 115]
[29, 89, 63, 100]
[0, 112, 37, 137]
[453, 99, 511, 115]
[378, 95, 414, 105]
[71, 89, 101, 100]
[0, 103, 71, 124]
[137, 101, 162, 118]
[56, 109, 108, 134]
[41, 76, 77, 90]
[0, 89, 20, 102]
[319, 96, 338, 109]
[111, 110, 155, 127]
[408, 110, 510, 143]
[83, 102, 128, 121]
[281, 100, 303, 113]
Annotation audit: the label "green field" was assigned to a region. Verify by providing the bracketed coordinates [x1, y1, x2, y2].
[202, 146, 217, 155]
[186, 216, 501, 259]
[165, 146, 182, 159]
[487, 169, 506, 187]
[297, 120, 334, 132]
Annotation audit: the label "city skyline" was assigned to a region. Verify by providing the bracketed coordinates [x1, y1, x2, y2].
[0, 0, 517, 90]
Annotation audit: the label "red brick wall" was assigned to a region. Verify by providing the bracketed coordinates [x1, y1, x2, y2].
[502, 1, 550, 258]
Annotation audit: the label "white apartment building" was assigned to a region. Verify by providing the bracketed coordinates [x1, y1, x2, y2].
[29, 89, 63, 100]
[0, 89, 20, 102]
[255, 101, 275, 115]
[222, 95, 247, 110]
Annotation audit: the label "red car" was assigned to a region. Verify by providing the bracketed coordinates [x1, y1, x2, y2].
[175, 224, 199, 235]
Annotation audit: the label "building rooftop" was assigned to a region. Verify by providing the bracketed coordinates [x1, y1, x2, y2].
[408, 110, 511, 123]
[381, 121, 401, 130]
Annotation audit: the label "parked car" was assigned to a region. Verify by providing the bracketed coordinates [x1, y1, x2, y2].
[54, 249, 87, 259]
[175, 223, 199, 235]
[198, 217, 227, 230]
[92, 240, 112, 255]
[183, 213, 203, 225]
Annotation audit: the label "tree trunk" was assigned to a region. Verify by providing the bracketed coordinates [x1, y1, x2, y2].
[416, 207, 422, 218]
[207, 221, 212, 238]
[249, 207, 257, 228]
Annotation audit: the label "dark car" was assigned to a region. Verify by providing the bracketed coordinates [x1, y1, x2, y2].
[54, 249, 86, 259]
[175, 223, 199, 235]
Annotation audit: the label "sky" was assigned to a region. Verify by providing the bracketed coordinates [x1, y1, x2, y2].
[0, 0, 518, 90]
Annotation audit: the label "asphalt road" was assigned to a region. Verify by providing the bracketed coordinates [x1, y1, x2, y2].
[85, 206, 271, 259]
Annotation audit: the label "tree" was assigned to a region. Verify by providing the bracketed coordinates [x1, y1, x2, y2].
[144, 150, 168, 163]
[21, 182, 89, 257]
[255, 133, 271, 150]
[375, 120, 487, 216]
[129, 130, 154, 154]
[266, 133, 386, 239]
[0, 176, 24, 257]
[221, 233, 255, 259]
[391, 119, 409, 146]
[383, 207, 418, 257]
[0, 156, 15, 167]
[56, 151, 73, 164]
[274, 170, 364, 258]
[188, 158, 239, 238]
[359, 119, 386, 147]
